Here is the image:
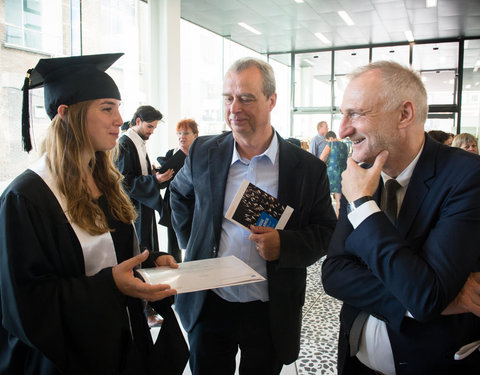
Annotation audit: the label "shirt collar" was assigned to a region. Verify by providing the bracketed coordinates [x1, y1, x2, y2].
[381, 140, 425, 187]
[231, 130, 279, 165]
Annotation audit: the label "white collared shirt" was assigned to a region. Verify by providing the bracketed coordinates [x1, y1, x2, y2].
[215, 131, 279, 303]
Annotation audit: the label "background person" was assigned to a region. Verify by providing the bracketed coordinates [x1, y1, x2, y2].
[0, 54, 188, 375]
[170, 57, 336, 375]
[427, 129, 454, 146]
[159, 118, 199, 262]
[320, 131, 349, 217]
[322, 60, 480, 375]
[309, 120, 329, 158]
[116, 105, 174, 254]
[116, 105, 175, 327]
[452, 132, 478, 154]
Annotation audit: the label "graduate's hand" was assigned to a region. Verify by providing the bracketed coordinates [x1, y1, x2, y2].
[154, 254, 179, 269]
[249, 226, 280, 261]
[112, 250, 177, 302]
[442, 272, 480, 317]
[341, 150, 389, 202]
[156, 168, 174, 183]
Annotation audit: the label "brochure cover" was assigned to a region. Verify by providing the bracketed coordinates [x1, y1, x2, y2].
[225, 179, 294, 231]
[156, 149, 186, 174]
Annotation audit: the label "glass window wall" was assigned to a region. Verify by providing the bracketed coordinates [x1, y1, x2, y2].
[180, 20, 224, 135]
[294, 52, 332, 109]
[462, 39, 480, 137]
[334, 48, 369, 108]
[5, 0, 63, 54]
[269, 55, 291, 139]
[371, 45, 410, 66]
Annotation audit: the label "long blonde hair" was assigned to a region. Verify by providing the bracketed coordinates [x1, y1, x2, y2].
[41, 100, 136, 235]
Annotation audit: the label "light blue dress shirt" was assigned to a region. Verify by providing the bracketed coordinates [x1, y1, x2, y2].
[214, 133, 279, 303]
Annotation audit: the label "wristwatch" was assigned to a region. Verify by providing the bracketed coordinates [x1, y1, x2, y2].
[347, 196, 374, 214]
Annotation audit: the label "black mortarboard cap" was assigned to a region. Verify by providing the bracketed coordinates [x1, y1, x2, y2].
[21, 53, 123, 152]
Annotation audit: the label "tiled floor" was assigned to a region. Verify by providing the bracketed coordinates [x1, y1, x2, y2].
[297, 257, 341, 374]
[153, 257, 342, 375]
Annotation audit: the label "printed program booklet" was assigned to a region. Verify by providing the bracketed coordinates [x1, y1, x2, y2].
[137, 255, 265, 294]
[225, 179, 294, 231]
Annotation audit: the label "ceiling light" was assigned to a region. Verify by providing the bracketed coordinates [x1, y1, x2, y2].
[426, 0, 437, 7]
[338, 11, 354, 26]
[294, 0, 304, 3]
[238, 22, 261, 35]
[404, 30, 415, 42]
[315, 32, 331, 45]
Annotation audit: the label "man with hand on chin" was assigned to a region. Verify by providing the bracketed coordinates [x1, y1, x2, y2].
[322, 61, 480, 375]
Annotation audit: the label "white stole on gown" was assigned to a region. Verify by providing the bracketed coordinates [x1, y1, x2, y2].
[29, 154, 119, 276]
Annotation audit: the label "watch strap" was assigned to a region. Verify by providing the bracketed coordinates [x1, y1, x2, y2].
[347, 196, 374, 214]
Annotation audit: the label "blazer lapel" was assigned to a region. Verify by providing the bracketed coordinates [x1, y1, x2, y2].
[209, 132, 234, 245]
[278, 134, 302, 208]
[397, 134, 437, 237]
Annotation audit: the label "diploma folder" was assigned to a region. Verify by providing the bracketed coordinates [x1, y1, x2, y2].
[137, 255, 265, 294]
[156, 149, 186, 174]
[225, 179, 294, 231]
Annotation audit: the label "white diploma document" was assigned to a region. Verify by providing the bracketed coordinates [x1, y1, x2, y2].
[137, 255, 265, 294]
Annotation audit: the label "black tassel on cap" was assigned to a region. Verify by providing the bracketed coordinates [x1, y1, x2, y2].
[22, 69, 33, 152]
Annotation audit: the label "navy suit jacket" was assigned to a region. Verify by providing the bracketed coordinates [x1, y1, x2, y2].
[170, 131, 337, 364]
[322, 134, 480, 374]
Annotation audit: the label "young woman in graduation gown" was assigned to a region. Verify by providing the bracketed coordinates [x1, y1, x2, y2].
[0, 54, 188, 375]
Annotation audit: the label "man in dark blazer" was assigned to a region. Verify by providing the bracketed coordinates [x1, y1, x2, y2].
[170, 57, 336, 374]
[322, 60, 480, 375]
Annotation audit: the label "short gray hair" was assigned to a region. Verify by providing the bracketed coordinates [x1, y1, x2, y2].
[349, 61, 428, 125]
[227, 57, 276, 99]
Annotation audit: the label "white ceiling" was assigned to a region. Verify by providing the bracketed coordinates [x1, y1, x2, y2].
[181, 0, 480, 67]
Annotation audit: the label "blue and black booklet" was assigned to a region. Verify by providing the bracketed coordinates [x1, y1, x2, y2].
[225, 179, 294, 231]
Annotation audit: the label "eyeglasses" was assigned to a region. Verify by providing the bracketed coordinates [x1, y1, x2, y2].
[177, 131, 192, 136]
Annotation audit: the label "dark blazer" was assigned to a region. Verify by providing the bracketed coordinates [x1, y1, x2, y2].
[170, 131, 337, 364]
[116, 135, 166, 252]
[322, 134, 480, 374]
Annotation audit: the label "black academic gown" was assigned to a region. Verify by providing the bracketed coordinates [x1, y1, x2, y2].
[116, 135, 167, 253]
[158, 148, 182, 263]
[0, 168, 188, 375]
